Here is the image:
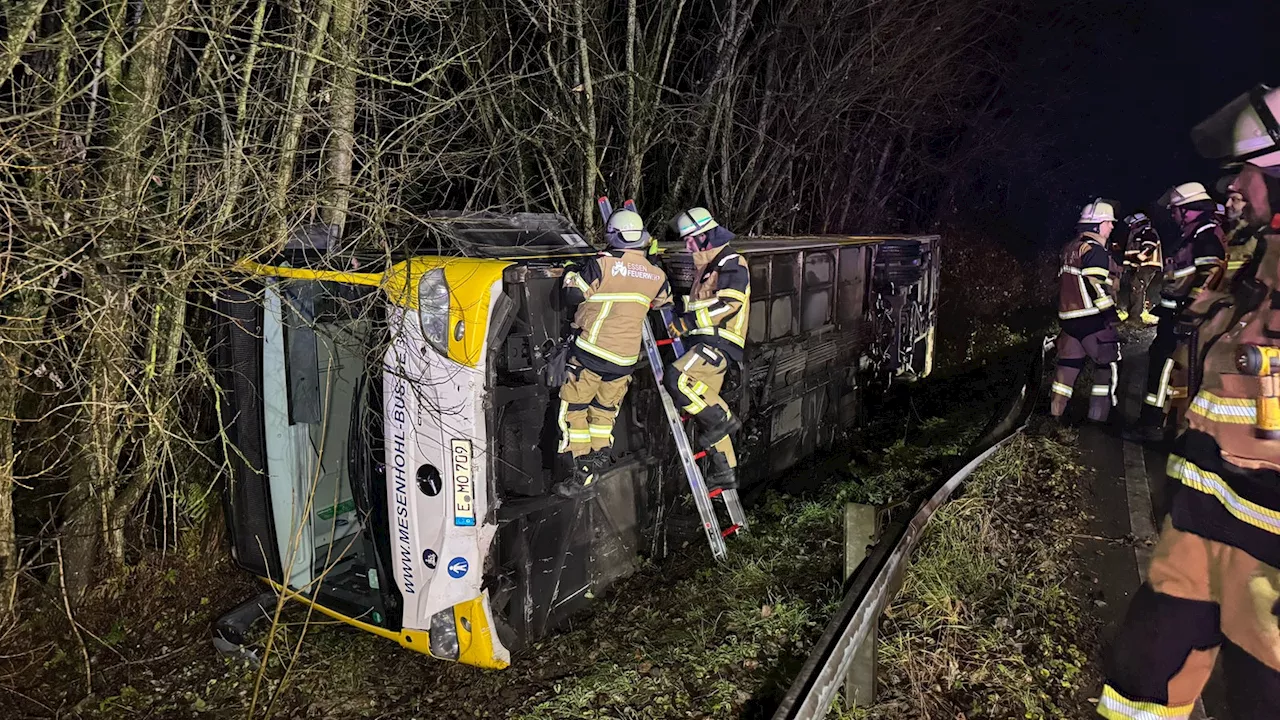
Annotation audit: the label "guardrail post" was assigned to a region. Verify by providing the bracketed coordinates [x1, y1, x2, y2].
[844, 503, 881, 709]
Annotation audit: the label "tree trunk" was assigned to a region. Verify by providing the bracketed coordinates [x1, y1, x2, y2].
[0, 354, 22, 615]
[0, 0, 49, 87]
[572, 0, 598, 231]
[270, 0, 335, 246]
[321, 0, 367, 249]
[61, 267, 133, 600]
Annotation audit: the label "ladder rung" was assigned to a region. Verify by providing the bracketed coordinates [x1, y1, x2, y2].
[656, 338, 674, 346]
[721, 524, 742, 538]
[693, 450, 707, 460]
[707, 487, 723, 499]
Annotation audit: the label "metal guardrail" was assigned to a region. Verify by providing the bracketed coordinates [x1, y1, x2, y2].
[771, 339, 1049, 720]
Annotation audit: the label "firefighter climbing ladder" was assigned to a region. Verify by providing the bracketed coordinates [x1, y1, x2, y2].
[597, 196, 747, 561]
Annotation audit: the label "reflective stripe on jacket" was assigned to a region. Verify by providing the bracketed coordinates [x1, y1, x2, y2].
[564, 249, 673, 370]
[1159, 220, 1226, 312]
[1167, 231, 1280, 566]
[1058, 232, 1119, 321]
[682, 245, 751, 360]
[1123, 226, 1163, 268]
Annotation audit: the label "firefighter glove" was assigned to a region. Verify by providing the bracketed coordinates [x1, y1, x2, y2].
[667, 314, 694, 338]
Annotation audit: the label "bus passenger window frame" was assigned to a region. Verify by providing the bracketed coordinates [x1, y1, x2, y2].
[800, 250, 836, 333]
[753, 253, 799, 342]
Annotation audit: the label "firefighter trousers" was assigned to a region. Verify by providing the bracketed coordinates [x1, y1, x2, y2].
[1140, 314, 1179, 427]
[1051, 328, 1120, 422]
[1098, 522, 1280, 719]
[1126, 266, 1159, 319]
[664, 343, 737, 468]
[557, 360, 632, 457]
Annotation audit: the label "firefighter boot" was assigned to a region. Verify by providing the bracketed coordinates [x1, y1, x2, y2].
[705, 449, 738, 491]
[698, 406, 742, 448]
[584, 447, 613, 472]
[553, 456, 598, 499]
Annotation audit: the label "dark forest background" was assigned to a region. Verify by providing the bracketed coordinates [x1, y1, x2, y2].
[0, 0, 1101, 671]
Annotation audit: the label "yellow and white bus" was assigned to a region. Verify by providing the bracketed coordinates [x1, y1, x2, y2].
[213, 212, 939, 669]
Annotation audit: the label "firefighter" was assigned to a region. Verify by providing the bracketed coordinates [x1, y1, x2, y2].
[1221, 178, 1260, 284]
[554, 209, 674, 498]
[1126, 182, 1227, 443]
[1098, 84, 1280, 720]
[664, 207, 750, 490]
[1051, 199, 1123, 423]
[1121, 212, 1163, 324]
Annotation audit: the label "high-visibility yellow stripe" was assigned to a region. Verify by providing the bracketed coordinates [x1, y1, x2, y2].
[1189, 391, 1257, 424]
[587, 301, 613, 344]
[1095, 296, 1115, 309]
[565, 272, 591, 293]
[1172, 266, 1196, 279]
[1091, 385, 1110, 396]
[1059, 307, 1101, 319]
[587, 424, 613, 437]
[718, 288, 748, 303]
[557, 400, 571, 452]
[587, 292, 651, 305]
[1052, 382, 1073, 398]
[1081, 267, 1110, 277]
[1227, 260, 1247, 271]
[677, 373, 708, 413]
[1097, 685, 1193, 720]
[696, 307, 713, 327]
[573, 336, 638, 366]
[689, 327, 745, 346]
[1194, 256, 1221, 266]
[686, 297, 719, 310]
[1168, 455, 1280, 535]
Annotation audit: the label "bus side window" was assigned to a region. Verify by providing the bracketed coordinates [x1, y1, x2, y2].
[837, 246, 869, 327]
[768, 254, 798, 341]
[749, 258, 770, 344]
[802, 252, 834, 332]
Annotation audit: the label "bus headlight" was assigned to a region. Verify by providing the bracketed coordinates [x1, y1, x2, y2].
[417, 268, 451, 355]
[429, 607, 460, 660]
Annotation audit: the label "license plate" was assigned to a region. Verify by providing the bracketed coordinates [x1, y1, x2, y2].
[451, 439, 476, 526]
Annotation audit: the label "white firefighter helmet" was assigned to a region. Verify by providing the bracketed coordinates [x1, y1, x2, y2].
[1124, 212, 1150, 228]
[1163, 182, 1213, 207]
[1079, 198, 1116, 223]
[1192, 85, 1280, 168]
[671, 207, 719, 239]
[605, 209, 649, 248]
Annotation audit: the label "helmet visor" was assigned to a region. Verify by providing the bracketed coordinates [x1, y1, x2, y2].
[1192, 87, 1280, 163]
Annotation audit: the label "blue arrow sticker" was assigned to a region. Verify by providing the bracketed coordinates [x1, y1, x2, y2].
[422, 549, 438, 570]
[447, 557, 469, 579]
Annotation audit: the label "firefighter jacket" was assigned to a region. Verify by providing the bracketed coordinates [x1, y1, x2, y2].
[1166, 232, 1280, 582]
[678, 245, 751, 363]
[1225, 222, 1260, 285]
[1157, 219, 1226, 316]
[1124, 226, 1163, 269]
[1058, 232, 1120, 336]
[563, 248, 674, 376]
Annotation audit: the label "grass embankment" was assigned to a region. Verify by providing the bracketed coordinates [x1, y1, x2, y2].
[6, 411, 1100, 720]
[849, 430, 1099, 720]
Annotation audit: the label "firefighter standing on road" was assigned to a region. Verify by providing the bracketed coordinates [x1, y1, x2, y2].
[1051, 199, 1123, 423]
[1122, 212, 1163, 324]
[555, 209, 673, 498]
[1098, 84, 1280, 720]
[664, 207, 750, 490]
[1126, 182, 1227, 443]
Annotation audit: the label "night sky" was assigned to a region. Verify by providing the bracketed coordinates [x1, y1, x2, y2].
[1003, 0, 1280, 240]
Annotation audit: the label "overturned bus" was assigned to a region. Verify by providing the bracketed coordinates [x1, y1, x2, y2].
[212, 213, 939, 670]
